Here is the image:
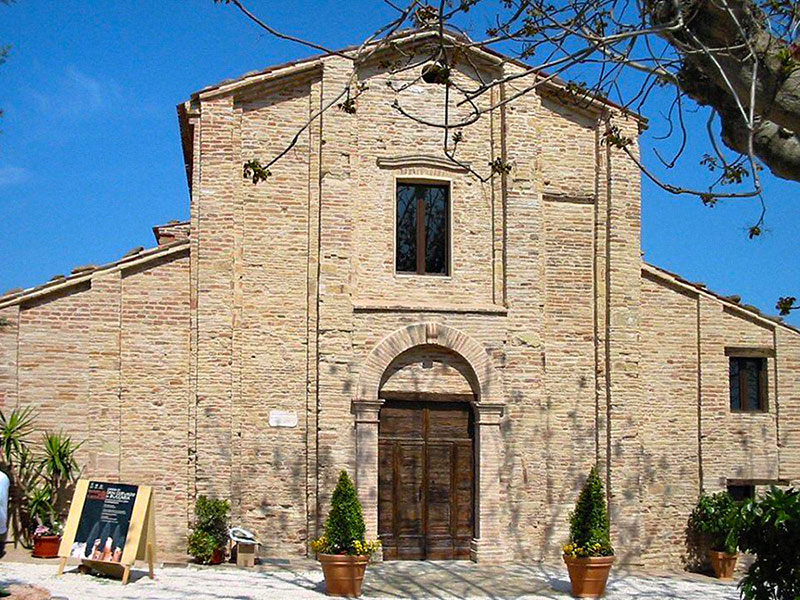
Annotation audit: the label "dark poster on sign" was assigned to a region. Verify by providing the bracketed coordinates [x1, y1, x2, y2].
[69, 481, 138, 563]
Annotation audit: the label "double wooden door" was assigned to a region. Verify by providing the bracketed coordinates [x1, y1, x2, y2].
[378, 399, 474, 560]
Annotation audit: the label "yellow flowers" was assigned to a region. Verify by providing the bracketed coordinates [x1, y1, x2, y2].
[562, 541, 608, 558]
[352, 539, 382, 556]
[309, 536, 382, 557]
[310, 536, 329, 554]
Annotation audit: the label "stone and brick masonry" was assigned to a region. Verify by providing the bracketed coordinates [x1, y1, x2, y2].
[0, 31, 798, 567]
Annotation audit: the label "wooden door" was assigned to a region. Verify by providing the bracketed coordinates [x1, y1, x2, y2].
[378, 400, 473, 560]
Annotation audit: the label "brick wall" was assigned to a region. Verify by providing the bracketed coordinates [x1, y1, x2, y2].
[0, 247, 190, 557]
[640, 267, 800, 567]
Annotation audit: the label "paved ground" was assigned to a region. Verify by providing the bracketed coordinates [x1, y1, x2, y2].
[0, 557, 739, 599]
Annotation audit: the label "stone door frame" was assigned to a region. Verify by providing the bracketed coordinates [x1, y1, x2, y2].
[352, 322, 505, 563]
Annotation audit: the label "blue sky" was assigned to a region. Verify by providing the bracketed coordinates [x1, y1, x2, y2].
[1, 1, 797, 325]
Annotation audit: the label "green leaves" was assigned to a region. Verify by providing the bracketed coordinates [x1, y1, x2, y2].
[776, 296, 796, 316]
[26, 483, 55, 529]
[322, 470, 366, 555]
[187, 529, 220, 564]
[489, 157, 513, 175]
[567, 467, 614, 557]
[0, 406, 35, 465]
[0, 409, 82, 543]
[690, 491, 740, 554]
[737, 487, 800, 600]
[337, 97, 357, 114]
[41, 431, 82, 486]
[603, 125, 633, 150]
[188, 495, 230, 562]
[243, 159, 271, 185]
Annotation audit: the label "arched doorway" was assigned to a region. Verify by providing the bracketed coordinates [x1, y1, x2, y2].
[377, 346, 475, 560]
[352, 322, 506, 563]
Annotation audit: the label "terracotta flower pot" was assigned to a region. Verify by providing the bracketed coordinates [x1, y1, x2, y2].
[32, 535, 61, 559]
[564, 554, 615, 598]
[319, 553, 369, 597]
[709, 550, 738, 580]
[209, 547, 225, 565]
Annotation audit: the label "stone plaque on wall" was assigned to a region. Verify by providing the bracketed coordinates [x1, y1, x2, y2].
[268, 410, 298, 428]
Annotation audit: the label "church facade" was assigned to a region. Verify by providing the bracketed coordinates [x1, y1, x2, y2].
[1, 31, 799, 568]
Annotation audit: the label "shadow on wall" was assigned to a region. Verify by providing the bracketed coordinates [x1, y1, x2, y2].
[500, 383, 602, 563]
[683, 517, 712, 575]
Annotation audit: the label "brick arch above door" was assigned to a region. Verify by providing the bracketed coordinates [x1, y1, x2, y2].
[355, 322, 504, 406]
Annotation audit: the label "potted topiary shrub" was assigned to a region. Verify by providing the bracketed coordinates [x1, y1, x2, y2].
[187, 496, 230, 565]
[562, 467, 615, 598]
[310, 470, 380, 598]
[690, 491, 741, 580]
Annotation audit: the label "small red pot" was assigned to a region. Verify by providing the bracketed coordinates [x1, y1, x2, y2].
[709, 550, 738, 580]
[32, 535, 61, 559]
[209, 547, 225, 565]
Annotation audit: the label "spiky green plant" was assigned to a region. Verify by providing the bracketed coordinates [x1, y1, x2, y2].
[40, 431, 83, 522]
[41, 432, 82, 488]
[0, 406, 35, 465]
[0, 407, 38, 546]
[564, 467, 614, 557]
[26, 483, 55, 529]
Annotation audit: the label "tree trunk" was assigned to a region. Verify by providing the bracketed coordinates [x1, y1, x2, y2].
[651, 0, 800, 182]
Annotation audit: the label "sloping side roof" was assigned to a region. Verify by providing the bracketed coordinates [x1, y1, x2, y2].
[0, 239, 190, 310]
[642, 262, 799, 335]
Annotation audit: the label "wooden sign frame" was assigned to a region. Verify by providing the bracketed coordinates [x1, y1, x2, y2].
[57, 480, 157, 585]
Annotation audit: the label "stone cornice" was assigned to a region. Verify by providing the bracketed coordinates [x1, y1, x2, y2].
[353, 301, 507, 315]
[375, 155, 471, 172]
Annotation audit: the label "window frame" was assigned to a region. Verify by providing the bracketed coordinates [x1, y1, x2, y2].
[393, 177, 453, 278]
[726, 483, 755, 502]
[727, 354, 769, 413]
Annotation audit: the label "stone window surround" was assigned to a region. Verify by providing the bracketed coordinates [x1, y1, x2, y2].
[393, 175, 454, 280]
[352, 322, 506, 563]
[725, 347, 773, 414]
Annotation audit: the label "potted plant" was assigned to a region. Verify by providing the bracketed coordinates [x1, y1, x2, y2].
[690, 491, 740, 579]
[187, 496, 230, 565]
[310, 470, 380, 598]
[27, 484, 62, 558]
[0, 407, 39, 546]
[562, 467, 615, 598]
[26, 432, 81, 558]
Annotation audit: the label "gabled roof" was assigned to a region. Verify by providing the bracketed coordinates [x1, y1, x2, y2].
[176, 28, 647, 191]
[184, 29, 647, 123]
[642, 262, 799, 335]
